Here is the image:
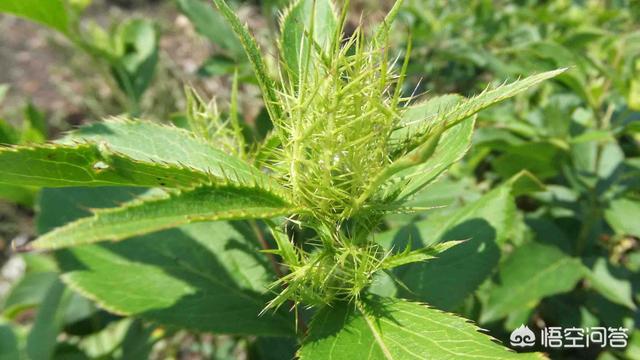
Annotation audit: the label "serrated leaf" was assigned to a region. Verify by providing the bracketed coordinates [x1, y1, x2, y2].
[280, 0, 337, 83]
[31, 184, 294, 250]
[397, 69, 566, 144]
[39, 187, 295, 336]
[480, 241, 585, 323]
[210, 0, 283, 121]
[0, 143, 209, 188]
[380, 240, 463, 270]
[299, 297, 544, 359]
[0, 0, 70, 35]
[62, 119, 269, 186]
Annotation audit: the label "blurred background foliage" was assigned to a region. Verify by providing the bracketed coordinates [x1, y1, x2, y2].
[0, 0, 639, 359]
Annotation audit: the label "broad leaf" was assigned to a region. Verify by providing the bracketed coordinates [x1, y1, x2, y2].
[480, 241, 585, 323]
[39, 187, 295, 336]
[62, 119, 269, 186]
[210, 0, 283, 121]
[280, 0, 337, 83]
[0, 0, 70, 35]
[0, 143, 209, 188]
[378, 172, 538, 310]
[31, 184, 294, 250]
[299, 297, 544, 359]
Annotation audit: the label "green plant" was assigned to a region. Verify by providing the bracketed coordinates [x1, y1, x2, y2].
[0, 0, 159, 116]
[0, 0, 566, 357]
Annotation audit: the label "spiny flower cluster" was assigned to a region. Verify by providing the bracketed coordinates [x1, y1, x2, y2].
[270, 29, 408, 227]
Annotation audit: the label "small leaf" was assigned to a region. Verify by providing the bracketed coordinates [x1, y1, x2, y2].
[0, 0, 70, 35]
[299, 297, 544, 359]
[381, 240, 464, 270]
[480, 241, 585, 323]
[31, 184, 294, 250]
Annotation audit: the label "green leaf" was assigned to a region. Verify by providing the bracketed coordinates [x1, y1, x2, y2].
[63, 119, 269, 186]
[210, 0, 283, 121]
[0, 183, 36, 206]
[378, 174, 528, 310]
[1, 271, 58, 318]
[399, 69, 566, 142]
[111, 19, 159, 103]
[280, 0, 337, 83]
[585, 258, 636, 310]
[0, 0, 70, 35]
[26, 279, 72, 360]
[39, 187, 295, 336]
[604, 197, 640, 237]
[492, 142, 563, 180]
[480, 241, 585, 323]
[0, 118, 19, 145]
[391, 115, 475, 200]
[31, 184, 294, 250]
[0, 323, 19, 360]
[299, 297, 544, 359]
[0, 143, 210, 188]
[176, 0, 244, 60]
[380, 240, 464, 270]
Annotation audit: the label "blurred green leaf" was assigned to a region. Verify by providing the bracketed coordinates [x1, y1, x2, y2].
[176, 0, 244, 60]
[26, 279, 72, 360]
[605, 197, 640, 238]
[480, 241, 585, 323]
[0, 0, 70, 35]
[1, 271, 58, 318]
[0, 323, 19, 360]
[585, 258, 636, 310]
